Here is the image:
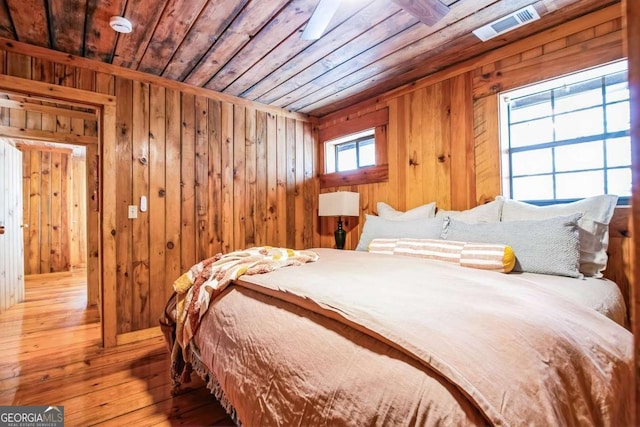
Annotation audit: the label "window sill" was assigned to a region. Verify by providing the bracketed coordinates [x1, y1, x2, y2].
[319, 164, 388, 188]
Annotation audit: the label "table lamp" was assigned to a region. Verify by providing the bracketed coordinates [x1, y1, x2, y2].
[318, 191, 360, 249]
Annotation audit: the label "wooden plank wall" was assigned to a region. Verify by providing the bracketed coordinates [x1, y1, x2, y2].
[317, 5, 629, 295]
[0, 44, 318, 335]
[19, 145, 72, 275]
[70, 152, 87, 268]
[0, 138, 24, 314]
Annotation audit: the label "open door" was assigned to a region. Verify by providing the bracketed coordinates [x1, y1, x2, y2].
[0, 138, 24, 314]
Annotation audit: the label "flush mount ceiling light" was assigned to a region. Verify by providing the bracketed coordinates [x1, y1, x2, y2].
[109, 16, 133, 34]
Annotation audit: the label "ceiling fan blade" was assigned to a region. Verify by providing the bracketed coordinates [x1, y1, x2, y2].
[301, 0, 342, 40]
[392, 0, 450, 26]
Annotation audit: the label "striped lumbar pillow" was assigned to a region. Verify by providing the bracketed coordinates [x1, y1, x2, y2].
[368, 238, 515, 273]
[394, 238, 465, 264]
[460, 242, 515, 273]
[367, 238, 398, 255]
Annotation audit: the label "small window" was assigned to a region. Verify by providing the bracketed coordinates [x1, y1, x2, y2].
[318, 108, 389, 188]
[325, 129, 375, 173]
[499, 60, 630, 205]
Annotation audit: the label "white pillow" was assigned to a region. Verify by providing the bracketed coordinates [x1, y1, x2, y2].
[377, 201, 436, 221]
[435, 198, 503, 223]
[499, 195, 618, 277]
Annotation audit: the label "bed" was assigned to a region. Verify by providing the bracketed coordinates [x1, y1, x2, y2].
[162, 196, 634, 426]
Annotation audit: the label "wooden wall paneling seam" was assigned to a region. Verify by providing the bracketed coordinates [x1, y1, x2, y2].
[285, 118, 296, 249]
[244, 106, 257, 247]
[164, 88, 182, 303]
[207, 99, 222, 256]
[39, 150, 51, 273]
[27, 150, 40, 275]
[266, 112, 278, 246]
[0, 39, 312, 122]
[195, 95, 209, 261]
[148, 84, 167, 327]
[49, 151, 62, 272]
[276, 115, 287, 248]
[302, 121, 314, 248]
[20, 149, 30, 275]
[233, 104, 246, 249]
[131, 81, 151, 331]
[294, 120, 304, 249]
[180, 93, 196, 272]
[255, 110, 268, 247]
[220, 102, 234, 254]
[450, 72, 475, 209]
[85, 143, 99, 307]
[114, 77, 133, 335]
[435, 80, 452, 210]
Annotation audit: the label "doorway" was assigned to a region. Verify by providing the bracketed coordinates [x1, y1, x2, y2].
[0, 74, 118, 347]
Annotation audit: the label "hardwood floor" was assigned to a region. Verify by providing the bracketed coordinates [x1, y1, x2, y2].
[0, 270, 234, 426]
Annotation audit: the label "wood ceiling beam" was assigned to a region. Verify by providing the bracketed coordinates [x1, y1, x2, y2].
[0, 98, 98, 121]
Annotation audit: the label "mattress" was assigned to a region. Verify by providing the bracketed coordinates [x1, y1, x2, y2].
[508, 272, 626, 326]
[184, 249, 633, 426]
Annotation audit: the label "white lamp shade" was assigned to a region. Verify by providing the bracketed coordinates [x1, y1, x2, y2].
[318, 191, 360, 217]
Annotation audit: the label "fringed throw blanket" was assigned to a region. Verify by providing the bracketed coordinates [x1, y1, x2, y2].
[170, 246, 318, 385]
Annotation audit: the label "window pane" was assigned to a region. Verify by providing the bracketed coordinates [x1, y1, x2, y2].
[555, 141, 603, 172]
[554, 107, 604, 140]
[509, 92, 552, 122]
[337, 143, 357, 172]
[509, 117, 554, 147]
[359, 139, 375, 167]
[606, 72, 629, 103]
[606, 102, 630, 133]
[511, 149, 552, 175]
[606, 137, 631, 167]
[554, 79, 602, 114]
[556, 171, 604, 199]
[511, 175, 554, 200]
[607, 168, 632, 197]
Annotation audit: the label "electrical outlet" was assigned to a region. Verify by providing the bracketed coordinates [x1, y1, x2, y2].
[128, 205, 138, 219]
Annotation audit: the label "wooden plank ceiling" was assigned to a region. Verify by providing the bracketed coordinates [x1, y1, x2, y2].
[0, 0, 618, 117]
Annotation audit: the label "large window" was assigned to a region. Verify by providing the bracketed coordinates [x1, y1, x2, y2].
[499, 61, 631, 205]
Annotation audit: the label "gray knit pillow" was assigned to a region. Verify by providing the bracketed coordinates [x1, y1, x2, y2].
[441, 214, 582, 277]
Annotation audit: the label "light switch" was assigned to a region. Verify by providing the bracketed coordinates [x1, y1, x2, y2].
[128, 205, 138, 219]
[140, 195, 148, 212]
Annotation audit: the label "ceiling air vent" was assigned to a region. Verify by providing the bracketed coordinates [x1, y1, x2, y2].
[472, 5, 540, 42]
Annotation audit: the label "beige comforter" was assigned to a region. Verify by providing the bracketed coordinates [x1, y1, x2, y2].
[193, 249, 633, 426]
